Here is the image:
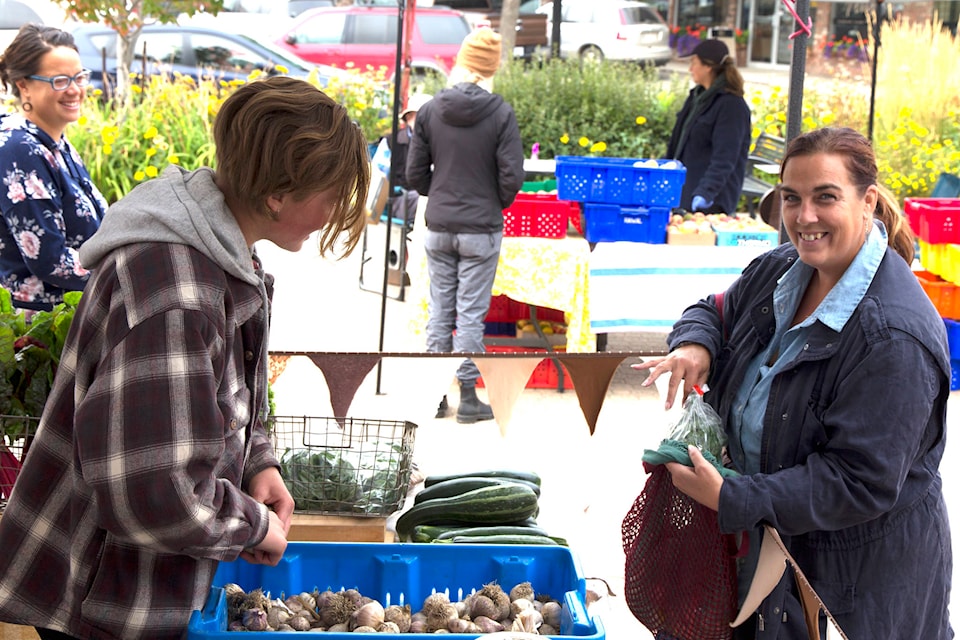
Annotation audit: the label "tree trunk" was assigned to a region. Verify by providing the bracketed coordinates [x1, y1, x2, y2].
[116, 24, 144, 104]
[499, 0, 520, 65]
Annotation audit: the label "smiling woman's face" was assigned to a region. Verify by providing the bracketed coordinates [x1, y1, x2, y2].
[16, 46, 86, 139]
[779, 152, 878, 286]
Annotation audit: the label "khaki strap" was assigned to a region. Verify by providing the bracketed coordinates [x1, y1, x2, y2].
[731, 526, 848, 640]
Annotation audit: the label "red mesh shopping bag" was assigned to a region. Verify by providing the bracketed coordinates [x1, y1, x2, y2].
[622, 462, 739, 640]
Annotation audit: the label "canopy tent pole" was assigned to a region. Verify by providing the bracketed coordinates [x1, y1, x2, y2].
[375, 0, 416, 395]
[867, 0, 884, 142]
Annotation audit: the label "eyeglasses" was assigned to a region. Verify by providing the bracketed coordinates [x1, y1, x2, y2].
[27, 69, 92, 91]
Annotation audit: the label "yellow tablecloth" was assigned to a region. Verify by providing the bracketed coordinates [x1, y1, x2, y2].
[407, 227, 595, 353]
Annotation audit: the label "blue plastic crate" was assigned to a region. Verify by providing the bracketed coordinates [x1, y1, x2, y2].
[945, 319, 960, 361]
[187, 542, 605, 639]
[555, 156, 685, 207]
[581, 203, 669, 243]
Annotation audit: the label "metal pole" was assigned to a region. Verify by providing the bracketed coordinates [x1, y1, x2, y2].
[374, 0, 407, 395]
[785, 0, 810, 144]
[779, 0, 810, 244]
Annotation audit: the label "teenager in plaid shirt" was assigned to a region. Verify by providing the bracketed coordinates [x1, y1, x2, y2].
[0, 76, 370, 640]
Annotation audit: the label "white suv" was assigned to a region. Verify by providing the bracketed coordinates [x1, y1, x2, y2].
[537, 0, 671, 65]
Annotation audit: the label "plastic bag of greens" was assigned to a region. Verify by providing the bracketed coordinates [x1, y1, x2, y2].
[667, 384, 725, 460]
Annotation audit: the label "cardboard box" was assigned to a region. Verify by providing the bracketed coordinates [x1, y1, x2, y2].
[667, 228, 717, 245]
[364, 167, 389, 223]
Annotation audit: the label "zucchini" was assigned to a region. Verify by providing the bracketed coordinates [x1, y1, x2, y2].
[434, 525, 550, 540]
[447, 534, 559, 545]
[395, 484, 539, 539]
[423, 469, 541, 488]
[409, 525, 466, 543]
[414, 476, 540, 505]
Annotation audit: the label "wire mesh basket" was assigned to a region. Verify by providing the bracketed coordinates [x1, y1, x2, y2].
[0, 415, 40, 508]
[272, 416, 417, 517]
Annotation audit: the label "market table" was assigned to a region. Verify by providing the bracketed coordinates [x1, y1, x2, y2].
[406, 204, 595, 353]
[588, 242, 773, 332]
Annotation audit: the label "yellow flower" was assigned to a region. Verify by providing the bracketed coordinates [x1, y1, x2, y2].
[78, 115, 88, 126]
[100, 126, 118, 145]
[143, 126, 158, 140]
[635, 116, 647, 125]
[590, 141, 607, 153]
[168, 154, 180, 164]
[131, 85, 142, 94]
[134, 170, 146, 181]
[578, 136, 590, 148]
[145, 166, 158, 178]
[560, 134, 570, 144]
[103, 144, 112, 155]
[276, 65, 288, 74]
[145, 148, 157, 158]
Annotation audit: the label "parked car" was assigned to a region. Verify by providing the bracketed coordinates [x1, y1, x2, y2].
[537, 0, 671, 65]
[69, 22, 345, 93]
[0, 0, 73, 53]
[275, 5, 472, 79]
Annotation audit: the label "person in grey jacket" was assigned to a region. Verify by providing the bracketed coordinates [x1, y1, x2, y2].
[637, 127, 953, 639]
[0, 77, 370, 640]
[406, 27, 525, 424]
[665, 39, 751, 214]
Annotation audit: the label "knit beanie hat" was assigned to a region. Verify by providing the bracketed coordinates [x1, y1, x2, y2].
[455, 28, 502, 78]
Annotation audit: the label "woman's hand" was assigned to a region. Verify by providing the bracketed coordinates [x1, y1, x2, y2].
[632, 343, 712, 409]
[247, 466, 295, 534]
[665, 445, 723, 511]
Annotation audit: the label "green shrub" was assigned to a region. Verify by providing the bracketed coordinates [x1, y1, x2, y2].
[496, 58, 688, 159]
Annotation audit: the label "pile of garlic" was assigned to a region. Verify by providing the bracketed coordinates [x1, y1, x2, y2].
[223, 580, 563, 634]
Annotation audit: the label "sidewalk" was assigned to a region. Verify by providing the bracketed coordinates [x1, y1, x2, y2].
[260, 227, 959, 638]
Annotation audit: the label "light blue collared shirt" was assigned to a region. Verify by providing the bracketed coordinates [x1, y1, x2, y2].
[729, 220, 888, 474]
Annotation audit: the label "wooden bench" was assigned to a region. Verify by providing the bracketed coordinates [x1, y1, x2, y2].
[741, 132, 786, 217]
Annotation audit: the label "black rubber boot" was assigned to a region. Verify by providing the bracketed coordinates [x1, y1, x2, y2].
[435, 395, 449, 419]
[456, 383, 494, 424]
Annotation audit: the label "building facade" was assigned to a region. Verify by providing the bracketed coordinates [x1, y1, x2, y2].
[662, 0, 958, 66]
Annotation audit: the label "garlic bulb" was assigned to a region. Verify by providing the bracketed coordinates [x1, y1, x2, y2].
[352, 600, 385, 630]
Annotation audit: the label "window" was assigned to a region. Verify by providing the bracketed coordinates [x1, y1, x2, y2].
[137, 32, 184, 65]
[350, 14, 395, 44]
[622, 5, 666, 25]
[416, 14, 470, 44]
[190, 34, 268, 72]
[563, 3, 595, 23]
[294, 12, 347, 44]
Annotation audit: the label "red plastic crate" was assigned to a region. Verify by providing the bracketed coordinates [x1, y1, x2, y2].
[502, 193, 574, 239]
[484, 296, 565, 324]
[905, 198, 960, 244]
[917, 270, 960, 319]
[569, 201, 583, 236]
[476, 345, 574, 390]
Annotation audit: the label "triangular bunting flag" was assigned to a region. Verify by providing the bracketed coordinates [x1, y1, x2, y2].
[306, 354, 382, 423]
[558, 355, 626, 434]
[473, 357, 542, 437]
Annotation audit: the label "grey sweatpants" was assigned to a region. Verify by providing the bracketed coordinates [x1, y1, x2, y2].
[423, 229, 502, 385]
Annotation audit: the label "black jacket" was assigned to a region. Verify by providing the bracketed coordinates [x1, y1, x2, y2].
[406, 82, 525, 233]
[666, 87, 751, 213]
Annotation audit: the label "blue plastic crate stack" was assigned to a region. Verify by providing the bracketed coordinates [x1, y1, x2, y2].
[555, 156, 686, 243]
[905, 197, 960, 390]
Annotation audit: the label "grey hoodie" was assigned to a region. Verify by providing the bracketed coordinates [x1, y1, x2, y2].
[80, 165, 260, 290]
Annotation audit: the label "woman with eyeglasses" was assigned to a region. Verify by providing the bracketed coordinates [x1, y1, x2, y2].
[0, 23, 106, 313]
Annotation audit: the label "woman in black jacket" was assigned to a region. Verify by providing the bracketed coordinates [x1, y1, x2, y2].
[666, 38, 751, 214]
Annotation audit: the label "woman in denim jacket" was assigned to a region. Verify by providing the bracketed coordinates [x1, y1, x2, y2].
[638, 127, 953, 639]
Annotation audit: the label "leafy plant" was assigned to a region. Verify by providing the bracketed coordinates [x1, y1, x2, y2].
[0, 289, 81, 433]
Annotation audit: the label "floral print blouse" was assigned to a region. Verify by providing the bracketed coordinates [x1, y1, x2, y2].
[0, 113, 107, 310]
